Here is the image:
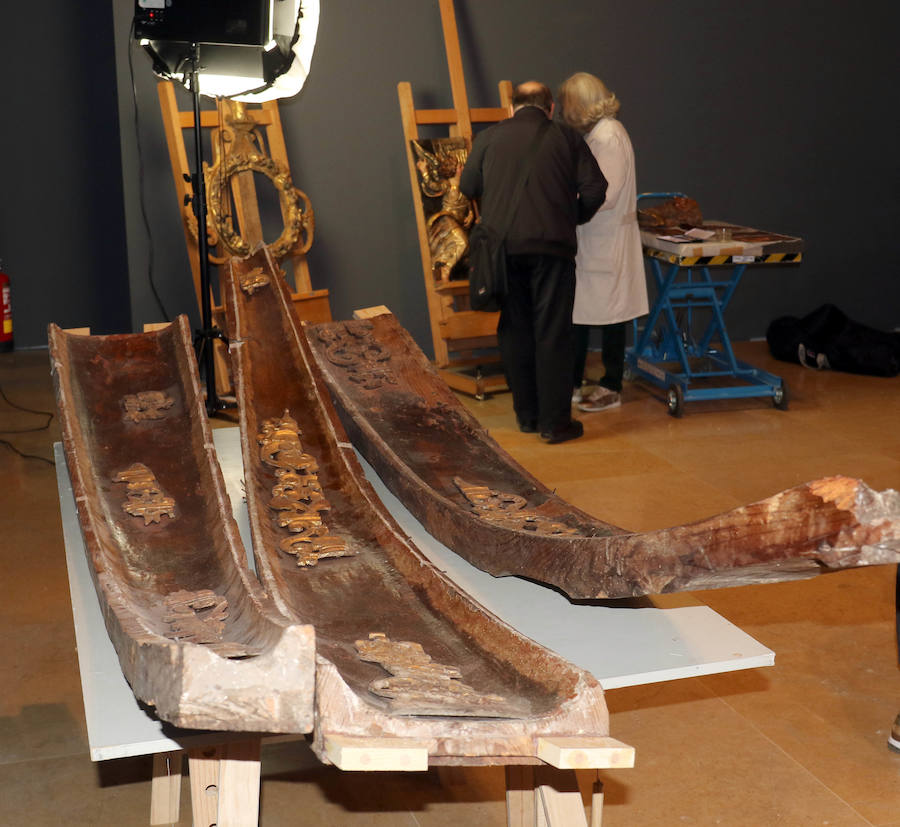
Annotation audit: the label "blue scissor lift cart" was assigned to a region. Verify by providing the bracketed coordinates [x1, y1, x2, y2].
[626, 193, 804, 417]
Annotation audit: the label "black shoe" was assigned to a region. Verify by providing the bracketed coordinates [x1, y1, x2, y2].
[540, 420, 584, 444]
[518, 419, 538, 433]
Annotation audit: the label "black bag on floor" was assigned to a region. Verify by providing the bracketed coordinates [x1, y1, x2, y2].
[766, 303, 900, 377]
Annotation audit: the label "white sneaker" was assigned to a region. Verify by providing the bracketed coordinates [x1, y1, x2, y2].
[889, 713, 900, 753]
[571, 388, 584, 404]
[578, 387, 621, 412]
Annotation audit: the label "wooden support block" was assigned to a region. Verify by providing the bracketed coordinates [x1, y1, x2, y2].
[322, 734, 429, 771]
[150, 751, 183, 825]
[63, 327, 90, 336]
[291, 290, 332, 324]
[187, 742, 262, 827]
[352, 305, 392, 320]
[590, 778, 604, 827]
[534, 767, 588, 827]
[143, 322, 170, 333]
[537, 737, 635, 770]
[188, 746, 221, 827]
[505, 765, 535, 827]
[217, 740, 262, 827]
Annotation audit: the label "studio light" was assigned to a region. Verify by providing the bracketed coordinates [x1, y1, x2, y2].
[135, 0, 319, 102]
[132, 0, 319, 413]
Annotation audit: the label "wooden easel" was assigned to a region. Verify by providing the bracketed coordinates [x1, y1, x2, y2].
[158, 82, 332, 392]
[398, 0, 512, 399]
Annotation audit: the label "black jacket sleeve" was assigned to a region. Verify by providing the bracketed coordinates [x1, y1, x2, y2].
[459, 132, 487, 201]
[574, 140, 608, 225]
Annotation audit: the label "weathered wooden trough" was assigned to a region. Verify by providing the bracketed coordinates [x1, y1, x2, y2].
[222, 248, 622, 767]
[49, 318, 316, 732]
[305, 310, 900, 600]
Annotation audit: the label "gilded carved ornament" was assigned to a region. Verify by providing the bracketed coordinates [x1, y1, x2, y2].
[121, 391, 175, 423]
[257, 412, 355, 567]
[113, 463, 176, 525]
[454, 477, 579, 536]
[411, 137, 473, 282]
[316, 321, 395, 390]
[184, 100, 315, 261]
[356, 632, 512, 716]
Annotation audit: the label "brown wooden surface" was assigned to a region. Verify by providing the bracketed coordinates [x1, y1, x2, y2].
[306, 312, 900, 599]
[222, 248, 611, 765]
[398, 0, 514, 392]
[49, 318, 316, 732]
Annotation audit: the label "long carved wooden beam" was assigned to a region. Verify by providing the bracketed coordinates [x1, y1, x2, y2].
[49, 318, 315, 732]
[222, 248, 619, 766]
[304, 311, 900, 600]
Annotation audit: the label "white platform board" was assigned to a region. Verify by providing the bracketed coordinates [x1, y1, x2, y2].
[55, 429, 773, 762]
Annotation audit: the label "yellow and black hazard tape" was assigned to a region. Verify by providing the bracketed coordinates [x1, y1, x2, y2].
[645, 249, 803, 267]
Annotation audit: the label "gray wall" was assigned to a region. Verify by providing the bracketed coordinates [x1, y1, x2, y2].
[0, 1, 131, 346]
[4, 1, 899, 351]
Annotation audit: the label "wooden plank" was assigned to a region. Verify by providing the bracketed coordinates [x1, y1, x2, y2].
[534, 767, 588, 827]
[537, 737, 635, 770]
[142, 323, 170, 333]
[322, 734, 429, 772]
[505, 765, 536, 827]
[188, 746, 221, 827]
[290, 290, 333, 324]
[177, 109, 275, 129]
[590, 778, 604, 827]
[438, 309, 499, 340]
[150, 751, 183, 825]
[62, 327, 90, 336]
[439, 366, 506, 399]
[217, 740, 262, 827]
[438, 0, 471, 137]
[352, 305, 392, 320]
[415, 106, 509, 125]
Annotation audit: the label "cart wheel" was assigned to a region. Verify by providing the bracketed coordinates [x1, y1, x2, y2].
[623, 364, 635, 382]
[773, 381, 789, 411]
[666, 384, 684, 418]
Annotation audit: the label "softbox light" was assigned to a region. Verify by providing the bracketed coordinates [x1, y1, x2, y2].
[135, 0, 318, 102]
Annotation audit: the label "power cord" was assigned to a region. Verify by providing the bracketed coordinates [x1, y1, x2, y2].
[0, 382, 56, 466]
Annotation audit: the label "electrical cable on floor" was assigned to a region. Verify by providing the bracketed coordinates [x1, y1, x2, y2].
[0, 382, 56, 466]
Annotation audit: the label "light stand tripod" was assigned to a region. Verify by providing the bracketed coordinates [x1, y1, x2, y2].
[185, 44, 231, 416]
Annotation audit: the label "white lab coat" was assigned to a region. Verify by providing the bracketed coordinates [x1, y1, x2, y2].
[573, 118, 648, 325]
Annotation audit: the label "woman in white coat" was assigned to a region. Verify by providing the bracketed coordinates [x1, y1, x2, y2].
[558, 73, 648, 411]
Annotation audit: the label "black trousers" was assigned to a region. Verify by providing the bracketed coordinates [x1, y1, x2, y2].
[573, 322, 627, 392]
[499, 254, 576, 434]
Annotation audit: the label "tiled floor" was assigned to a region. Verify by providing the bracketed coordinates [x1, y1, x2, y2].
[1, 342, 898, 825]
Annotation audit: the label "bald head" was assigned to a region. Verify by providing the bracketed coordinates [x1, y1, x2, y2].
[512, 81, 553, 114]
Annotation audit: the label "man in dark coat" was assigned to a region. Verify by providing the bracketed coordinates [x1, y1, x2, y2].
[460, 81, 608, 443]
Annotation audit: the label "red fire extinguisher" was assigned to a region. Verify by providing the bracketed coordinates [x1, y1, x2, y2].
[0, 264, 13, 352]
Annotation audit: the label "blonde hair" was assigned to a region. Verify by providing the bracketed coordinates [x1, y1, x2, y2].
[558, 72, 620, 134]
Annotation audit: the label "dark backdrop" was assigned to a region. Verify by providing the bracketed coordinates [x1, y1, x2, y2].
[0, 0, 131, 346]
[4, 1, 899, 351]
